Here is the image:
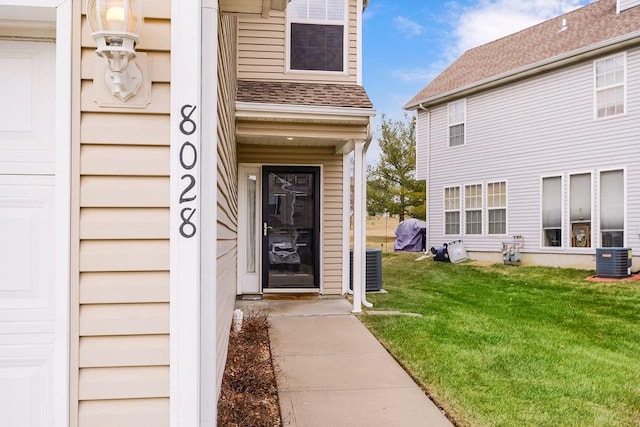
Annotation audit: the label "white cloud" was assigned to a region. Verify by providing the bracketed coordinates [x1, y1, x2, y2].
[391, 59, 449, 84]
[450, 0, 593, 56]
[392, 68, 436, 83]
[393, 16, 425, 38]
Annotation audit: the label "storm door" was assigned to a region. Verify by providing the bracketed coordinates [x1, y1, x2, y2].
[262, 166, 320, 290]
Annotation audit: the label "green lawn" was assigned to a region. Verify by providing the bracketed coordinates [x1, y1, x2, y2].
[360, 253, 640, 427]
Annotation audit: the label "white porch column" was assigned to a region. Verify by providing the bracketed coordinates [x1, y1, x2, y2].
[361, 142, 372, 308]
[342, 151, 351, 295]
[200, 1, 219, 426]
[352, 141, 365, 313]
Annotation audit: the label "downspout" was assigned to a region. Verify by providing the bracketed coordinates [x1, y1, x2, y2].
[417, 103, 429, 253]
[361, 115, 375, 309]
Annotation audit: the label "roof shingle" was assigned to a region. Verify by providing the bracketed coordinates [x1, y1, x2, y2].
[406, 0, 640, 108]
[237, 80, 374, 109]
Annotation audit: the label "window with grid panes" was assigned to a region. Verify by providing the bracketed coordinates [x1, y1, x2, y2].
[595, 54, 625, 118]
[487, 181, 506, 235]
[465, 184, 482, 234]
[448, 99, 465, 147]
[444, 186, 460, 235]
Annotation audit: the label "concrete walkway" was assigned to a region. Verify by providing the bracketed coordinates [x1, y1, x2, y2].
[236, 298, 453, 427]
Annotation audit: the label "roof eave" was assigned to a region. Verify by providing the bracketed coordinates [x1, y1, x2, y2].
[405, 30, 640, 110]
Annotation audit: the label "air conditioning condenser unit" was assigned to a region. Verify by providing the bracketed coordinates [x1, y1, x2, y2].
[595, 248, 632, 279]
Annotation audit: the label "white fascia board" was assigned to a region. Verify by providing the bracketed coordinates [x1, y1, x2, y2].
[236, 101, 376, 123]
[406, 31, 640, 110]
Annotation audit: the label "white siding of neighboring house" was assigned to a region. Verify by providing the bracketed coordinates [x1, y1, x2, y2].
[237, 0, 359, 84]
[619, 0, 640, 13]
[418, 47, 640, 266]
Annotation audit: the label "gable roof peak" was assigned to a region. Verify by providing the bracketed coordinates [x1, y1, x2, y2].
[406, 0, 640, 109]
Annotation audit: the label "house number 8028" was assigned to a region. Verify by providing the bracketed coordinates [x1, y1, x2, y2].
[178, 104, 198, 238]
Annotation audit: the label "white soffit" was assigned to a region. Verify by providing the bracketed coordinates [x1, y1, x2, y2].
[236, 102, 376, 125]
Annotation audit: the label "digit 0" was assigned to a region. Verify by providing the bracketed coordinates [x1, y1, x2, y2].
[179, 142, 197, 170]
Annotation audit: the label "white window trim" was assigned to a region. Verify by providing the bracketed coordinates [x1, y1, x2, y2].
[447, 99, 466, 147]
[443, 185, 461, 236]
[285, 0, 349, 75]
[594, 52, 627, 120]
[486, 180, 508, 236]
[463, 183, 483, 236]
[539, 174, 565, 249]
[567, 170, 594, 251]
[237, 164, 262, 296]
[598, 166, 627, 248]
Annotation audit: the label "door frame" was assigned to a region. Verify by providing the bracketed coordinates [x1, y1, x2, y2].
[237, 163, 324, 295]
[262, 165, 321, 292]
[0, 1, 72, 425]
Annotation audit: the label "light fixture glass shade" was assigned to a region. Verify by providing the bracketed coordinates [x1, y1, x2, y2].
[87, 0, 142, 36]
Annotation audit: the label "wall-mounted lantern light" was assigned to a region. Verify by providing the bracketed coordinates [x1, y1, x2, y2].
[86, 0, 143, 102]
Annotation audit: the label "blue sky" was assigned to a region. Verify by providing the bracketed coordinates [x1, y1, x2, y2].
[362, 0, 594, 124]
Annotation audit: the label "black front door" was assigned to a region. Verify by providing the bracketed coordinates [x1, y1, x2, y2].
[262, 166, 320, 289]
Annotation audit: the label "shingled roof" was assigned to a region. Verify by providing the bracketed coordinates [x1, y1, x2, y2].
[406, 0, 640, 109]
[237, 80, 374, 109]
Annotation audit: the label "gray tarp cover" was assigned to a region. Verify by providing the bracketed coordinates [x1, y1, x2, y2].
[394, 218, 427, 252]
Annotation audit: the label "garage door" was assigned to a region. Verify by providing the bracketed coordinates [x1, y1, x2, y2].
[0, 39, 57, 426]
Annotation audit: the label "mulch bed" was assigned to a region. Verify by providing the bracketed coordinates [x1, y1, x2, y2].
[217, 310, 282, 427]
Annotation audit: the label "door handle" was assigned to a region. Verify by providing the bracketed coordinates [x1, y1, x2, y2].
[263, 222, 273, 236]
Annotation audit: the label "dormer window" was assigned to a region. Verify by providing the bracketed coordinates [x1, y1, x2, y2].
[287, 0, 346, 72]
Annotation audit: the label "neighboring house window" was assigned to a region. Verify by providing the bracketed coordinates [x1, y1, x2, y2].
[570, 173, 592, 248]
[444, 186, 460, 235]
[541, 176, 562, 247]
[448, 99, 465, 147]
[465, 184, 482, 235]
[288, 0, 345, 72]
[487, 181, 506, 235]
[595, 53, 625, 119]
[600, 170, 624, 247]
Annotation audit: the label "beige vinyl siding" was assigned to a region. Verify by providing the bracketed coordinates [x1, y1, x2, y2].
[79, 399, 168, 427]
[76, 2, 171, 425]
[238, 145, 344, 294]
[216, 13, 239, 395]
[237, 0, 358, 84]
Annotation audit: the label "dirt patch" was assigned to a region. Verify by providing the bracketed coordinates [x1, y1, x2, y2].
[586, 273, 640, 282]
[217, 310, 281, 427]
